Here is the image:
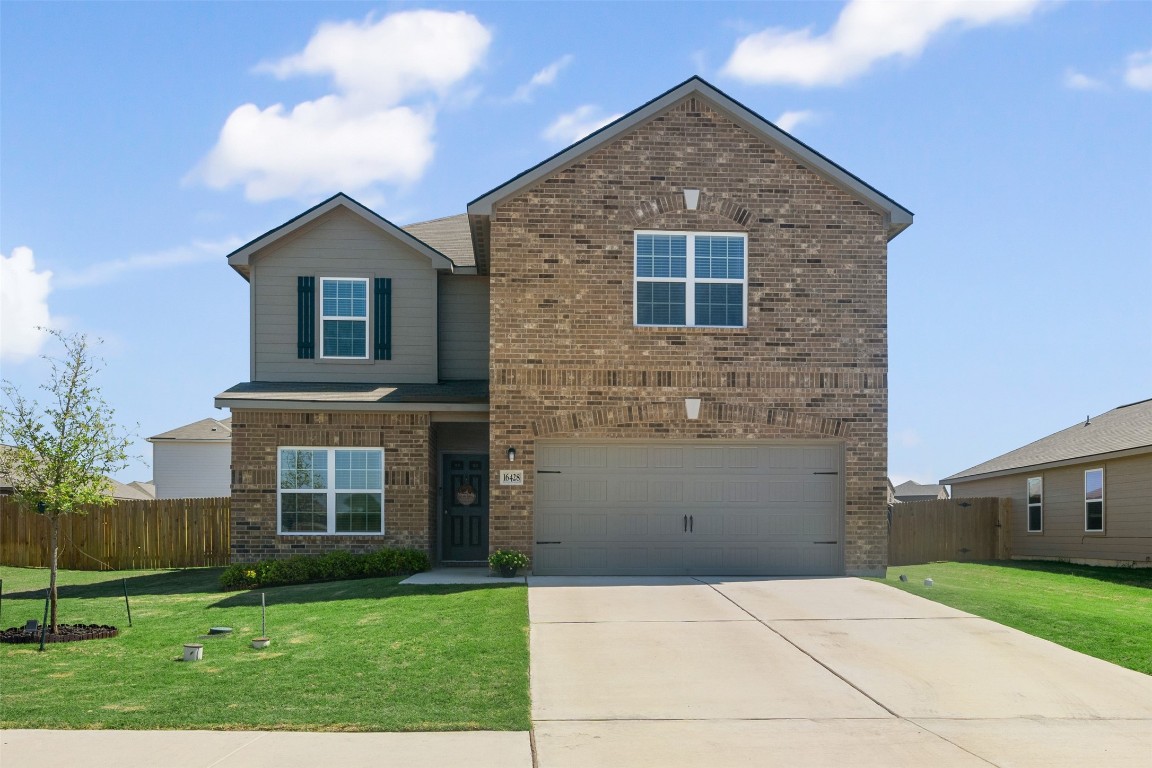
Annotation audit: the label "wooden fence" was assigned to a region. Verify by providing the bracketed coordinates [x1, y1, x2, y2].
[0, 496, 230, 570]
[889, 497, 1011, 566]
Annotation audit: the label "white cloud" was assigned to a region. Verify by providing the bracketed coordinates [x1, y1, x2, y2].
[724, 0, 1045, 87]
[0, 247, 55, 363]
[190, 10, 491, 201]
[1124, 49, 1152, 91]
[1063, 68, 1105, 91]
[542, 105, 623, 145]
[511, 55, 573, 102]
[55, 237, 245, 289]
[775, 110, 817, 133]
[895, 428, 923, 448]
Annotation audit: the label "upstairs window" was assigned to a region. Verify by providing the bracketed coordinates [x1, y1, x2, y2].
[321, 278, 369, 358]
[1026, 476, 1043, 532]
[634, 232, 746, 328]
[1084, 468, 1104, 532]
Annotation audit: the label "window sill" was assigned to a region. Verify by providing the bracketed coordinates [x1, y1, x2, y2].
[278, 532, 388, 537]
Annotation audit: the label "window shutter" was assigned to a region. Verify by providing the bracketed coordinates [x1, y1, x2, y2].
[297, 276, 315, 359]
[374, 277, 392, 360]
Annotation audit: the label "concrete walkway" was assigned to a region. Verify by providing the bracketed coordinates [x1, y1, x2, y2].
[528, 575, 1152, 767]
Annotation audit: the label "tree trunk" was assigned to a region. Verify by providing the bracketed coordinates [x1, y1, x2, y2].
[49, 515, 59, 633]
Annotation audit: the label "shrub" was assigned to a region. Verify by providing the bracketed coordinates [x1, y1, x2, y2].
[220, 548, 430, 590]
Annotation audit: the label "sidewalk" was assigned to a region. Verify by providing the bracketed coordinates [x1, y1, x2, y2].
[1, 730, 533, 768]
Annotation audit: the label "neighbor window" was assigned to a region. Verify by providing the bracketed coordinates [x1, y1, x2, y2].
[321, 278, 369, 358]
[1026, 477, 1043, 532]
[1084, 468, 1104, 532]
[278, 448, 384, 534]
[634, 232, 747, 327]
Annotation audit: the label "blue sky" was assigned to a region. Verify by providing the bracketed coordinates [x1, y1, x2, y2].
[2, 1, 1150, 486]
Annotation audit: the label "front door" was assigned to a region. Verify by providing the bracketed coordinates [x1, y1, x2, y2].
[441, 454, 489, 562]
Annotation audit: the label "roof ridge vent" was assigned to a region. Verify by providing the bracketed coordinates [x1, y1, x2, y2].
[1084, 414, 1091, 426]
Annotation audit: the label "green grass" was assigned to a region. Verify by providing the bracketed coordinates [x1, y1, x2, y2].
[0, 566, 529, 731]
[873, 561, 1152, 675]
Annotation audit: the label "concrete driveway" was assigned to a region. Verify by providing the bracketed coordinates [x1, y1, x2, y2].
[528, 576, 1152, 767]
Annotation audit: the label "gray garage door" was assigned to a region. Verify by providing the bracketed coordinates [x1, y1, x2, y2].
[533, 441, 843, 576]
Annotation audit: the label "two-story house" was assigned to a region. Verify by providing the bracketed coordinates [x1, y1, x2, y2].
[215, 77, 913, 577]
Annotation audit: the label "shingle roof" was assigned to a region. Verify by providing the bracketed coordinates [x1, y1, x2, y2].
[893, 481, 947, 499]
[148, 417, 232, 441]
[942, 398, 1152, 483]
[215, 380, 489, 406]
[402, 214, 475, 268]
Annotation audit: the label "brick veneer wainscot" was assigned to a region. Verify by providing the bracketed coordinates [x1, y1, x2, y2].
[230, 409, 432, 562]
[486, 96, 889, 575]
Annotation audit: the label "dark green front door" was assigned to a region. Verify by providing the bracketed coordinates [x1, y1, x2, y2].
[441, 454, 488, 562]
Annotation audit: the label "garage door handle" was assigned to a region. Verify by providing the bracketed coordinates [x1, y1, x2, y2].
[689, 515, 694, 532]
[813, 471, 839, 475]
[814, 541, 838, 545]
[683, 515, 687, 532]
[536, 541, 562, 545]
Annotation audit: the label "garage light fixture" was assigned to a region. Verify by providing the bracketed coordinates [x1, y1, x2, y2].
[684, 398, 702, 420]
[507, 446, 516, 462]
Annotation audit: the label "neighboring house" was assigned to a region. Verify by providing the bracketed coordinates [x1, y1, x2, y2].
[0, 445, 155, 500]
[214, 77, 913, 576]
[943, 398, 1152, 567]
[147, 417, 232, 499]
[892, 480, 949, 502]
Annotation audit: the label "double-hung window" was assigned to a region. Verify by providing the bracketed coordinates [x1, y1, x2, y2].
[321, 278, 369, 358]
[1084, 468, 1104, 532]
[634, 231, 747, 327]
[278, 448, 384, 534]
[1026, 477, 1043, 532]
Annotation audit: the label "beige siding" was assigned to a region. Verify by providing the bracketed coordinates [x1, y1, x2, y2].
[153, 441, 231, 499]
[951, 452, 1152, 565]
[438, 275, 489, 380]
[251, 208, 438, 383]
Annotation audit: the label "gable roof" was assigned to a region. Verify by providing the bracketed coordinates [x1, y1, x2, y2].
[147, 417, 232, 442]
[942, 398, 1152, 484]
[893, 480, 948, 500]
[467, 76, 913, 242]
[225, 193, 457, 280]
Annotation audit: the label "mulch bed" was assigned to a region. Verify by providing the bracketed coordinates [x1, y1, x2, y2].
[0, 624, 118, 644]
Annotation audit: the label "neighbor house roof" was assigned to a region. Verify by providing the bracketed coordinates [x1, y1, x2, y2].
[214, 381, 489, 412]
[225, 193, 459, 279]
[147, 417, 232, 442]
[466, 76, 914, 274]
[0, 445, 155, 501]
[893, 480, 948, 500]
[942, 398, 1152, 484]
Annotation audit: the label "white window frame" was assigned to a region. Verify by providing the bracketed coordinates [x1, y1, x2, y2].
[1026, 476, 1043, 533]
[1084, 467, 1104, 533]
[633, 231, 748, 328]
[277, 447, 385, 535]
[319, 277, 370, 359]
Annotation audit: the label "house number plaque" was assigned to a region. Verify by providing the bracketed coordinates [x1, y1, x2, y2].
[499, 470, 524, 486]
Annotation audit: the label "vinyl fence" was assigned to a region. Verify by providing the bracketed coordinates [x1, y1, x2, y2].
[889, 497, 1011, 566]
[0, 496, 230, 570]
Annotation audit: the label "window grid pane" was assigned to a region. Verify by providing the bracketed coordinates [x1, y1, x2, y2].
[694, 283, 743, 326]
[280, 493, 328, 532]
[323, 319, 366, 357]
[280, 449, 328, 489]
[694, 236, 745, 279]
[335, 493, 383, 533]
[322, 279, 367, 318]
[637, 281, 686, 325]
[335, 450, 383, 490]
[636, 234, 687, 278]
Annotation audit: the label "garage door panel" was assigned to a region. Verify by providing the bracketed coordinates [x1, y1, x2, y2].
[534, 441, 843, 576]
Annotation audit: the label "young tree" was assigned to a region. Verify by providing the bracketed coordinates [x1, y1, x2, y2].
[0, 331, 132, 632]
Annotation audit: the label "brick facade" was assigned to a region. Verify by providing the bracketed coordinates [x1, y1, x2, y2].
[229, 409, 432, 562]
[486, 96, 890, 575]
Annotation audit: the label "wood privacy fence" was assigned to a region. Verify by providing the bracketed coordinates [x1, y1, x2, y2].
[889, 497, 1011, 566]
[0, 496, 230, 570]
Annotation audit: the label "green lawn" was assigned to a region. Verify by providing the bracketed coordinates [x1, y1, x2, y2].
[874, 561, 1152, 675]
[0, 566, 529, 731]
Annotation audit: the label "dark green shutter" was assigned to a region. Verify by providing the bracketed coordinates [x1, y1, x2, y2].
[297, 276, 315, 359]
[374, 278, 392, 360]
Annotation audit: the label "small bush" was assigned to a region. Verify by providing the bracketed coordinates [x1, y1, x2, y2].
[220, 547, 430, 590]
